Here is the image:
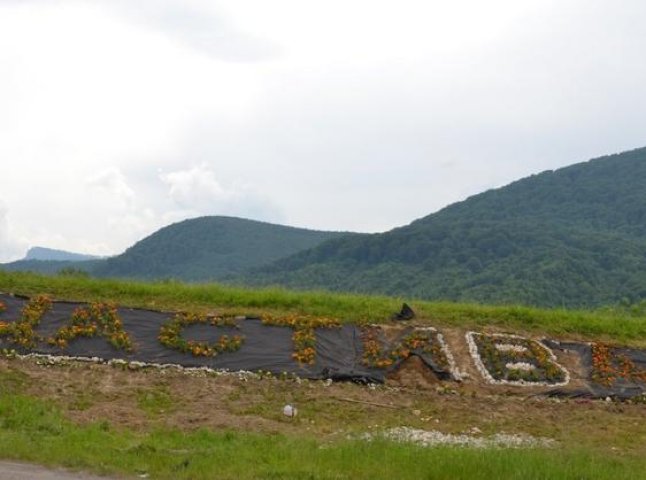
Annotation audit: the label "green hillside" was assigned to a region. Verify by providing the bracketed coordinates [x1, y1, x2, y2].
[5, 148, 646, 307]
[245, 147, 646, 307]
[2, 217, 348, 282]
[24, 246, 100, 261]
[90, 216, 349, 281]
[2, 248, 101, 275]
[1, 259, 98, 275]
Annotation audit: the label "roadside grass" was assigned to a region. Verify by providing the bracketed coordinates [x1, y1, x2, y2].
[0, 368, 30, 395]
[137, 386, 177, 417]
[5, 356, 646, 457]
[0, 392, 643, 480]
[2, 353, 646, 479]
[1, 271, 646, 345]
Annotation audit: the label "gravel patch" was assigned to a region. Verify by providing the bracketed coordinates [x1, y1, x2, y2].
[363, 426, 555, 449]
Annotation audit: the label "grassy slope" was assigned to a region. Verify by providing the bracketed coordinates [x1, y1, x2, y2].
[1, 271, 646, 478]
[1, 271, 646, 345]
[0, 393, 641, 480]
[1, 359, 645, 480]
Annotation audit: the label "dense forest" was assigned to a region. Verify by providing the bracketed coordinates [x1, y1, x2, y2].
[93, 217, 349, 281]
[244, 147, 646, 307]
[3, 217, 348, 282]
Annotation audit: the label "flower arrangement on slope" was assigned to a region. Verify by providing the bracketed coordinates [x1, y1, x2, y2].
[261, 314, 340, 365]
[591, 342, 646, 387]
[158, 312, 243, 357]
[48, 302, 133, 352]
[361, 327, 393, 368]
[0, 295, 52, 348]
[0, 301, 6, 335]
[466, 332, 569, 386]
[361, 327, 450, 370]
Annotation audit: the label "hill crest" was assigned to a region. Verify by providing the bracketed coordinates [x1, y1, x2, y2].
[246, 147, 646, 307]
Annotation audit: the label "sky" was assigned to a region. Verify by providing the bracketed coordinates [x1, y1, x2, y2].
[1, 0, 646, 261]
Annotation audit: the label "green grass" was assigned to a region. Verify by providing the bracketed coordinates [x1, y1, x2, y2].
[2, 272, 646, 478]
[137, 387, 177, 417]
[2, 271, 646, 345]
[0, 392, 643, 480]
[0, 368, 30, 395]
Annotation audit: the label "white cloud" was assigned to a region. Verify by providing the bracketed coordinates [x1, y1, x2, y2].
[161, 164, 235, 210]
[86, 168, 136, 210]
[0, 203, 27, 262]
[107, 0, 281, 62]
[1, 0, 646, 255]
[160, 164, 282, 222]
[82, 168, 162, 255]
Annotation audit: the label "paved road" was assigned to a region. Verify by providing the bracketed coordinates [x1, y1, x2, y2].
[0, 461, 118, 480]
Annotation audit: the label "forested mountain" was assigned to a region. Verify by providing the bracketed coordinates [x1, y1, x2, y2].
[5, 147, 646, 307]
[24, 247, 100, 262]
[1, 259, 99, 275]
[92, 216, 349, 281]
[2, 217, 348, 282]
[244, 147, 646, 307]
[2, 247, 100, 274]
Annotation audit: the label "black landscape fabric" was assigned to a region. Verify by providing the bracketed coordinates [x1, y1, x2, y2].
[0, 293, 448, 384]
[544, 340, 646, 399]
[3, 293, 646, 398]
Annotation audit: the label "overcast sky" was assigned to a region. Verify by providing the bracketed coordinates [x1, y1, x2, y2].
[1, 0, 646, 261]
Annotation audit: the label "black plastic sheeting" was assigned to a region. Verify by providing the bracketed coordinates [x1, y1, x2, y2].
[0, 294, 451, 384]
[4, 293, 645, 398]
[544, 340, 646, 399]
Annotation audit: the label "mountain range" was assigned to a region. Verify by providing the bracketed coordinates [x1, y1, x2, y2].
[4, 146, 646, 308]
[24, 246, 101, 262]
[2, 217, 348, 282]
[246, 147, 646, 307]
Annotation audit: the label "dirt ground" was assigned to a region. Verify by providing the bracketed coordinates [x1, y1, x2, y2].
[1, 326, 645, 460]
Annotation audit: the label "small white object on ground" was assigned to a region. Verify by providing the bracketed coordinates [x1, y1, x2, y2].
[283, 404, 298, 417]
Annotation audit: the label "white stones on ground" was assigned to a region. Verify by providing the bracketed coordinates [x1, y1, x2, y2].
[505, 362, 536, 372]
[364, 427, 555, 449]
[3, 351, 260, 381]
[466, 332, 570, 387]
[496, 344, 528, 353]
